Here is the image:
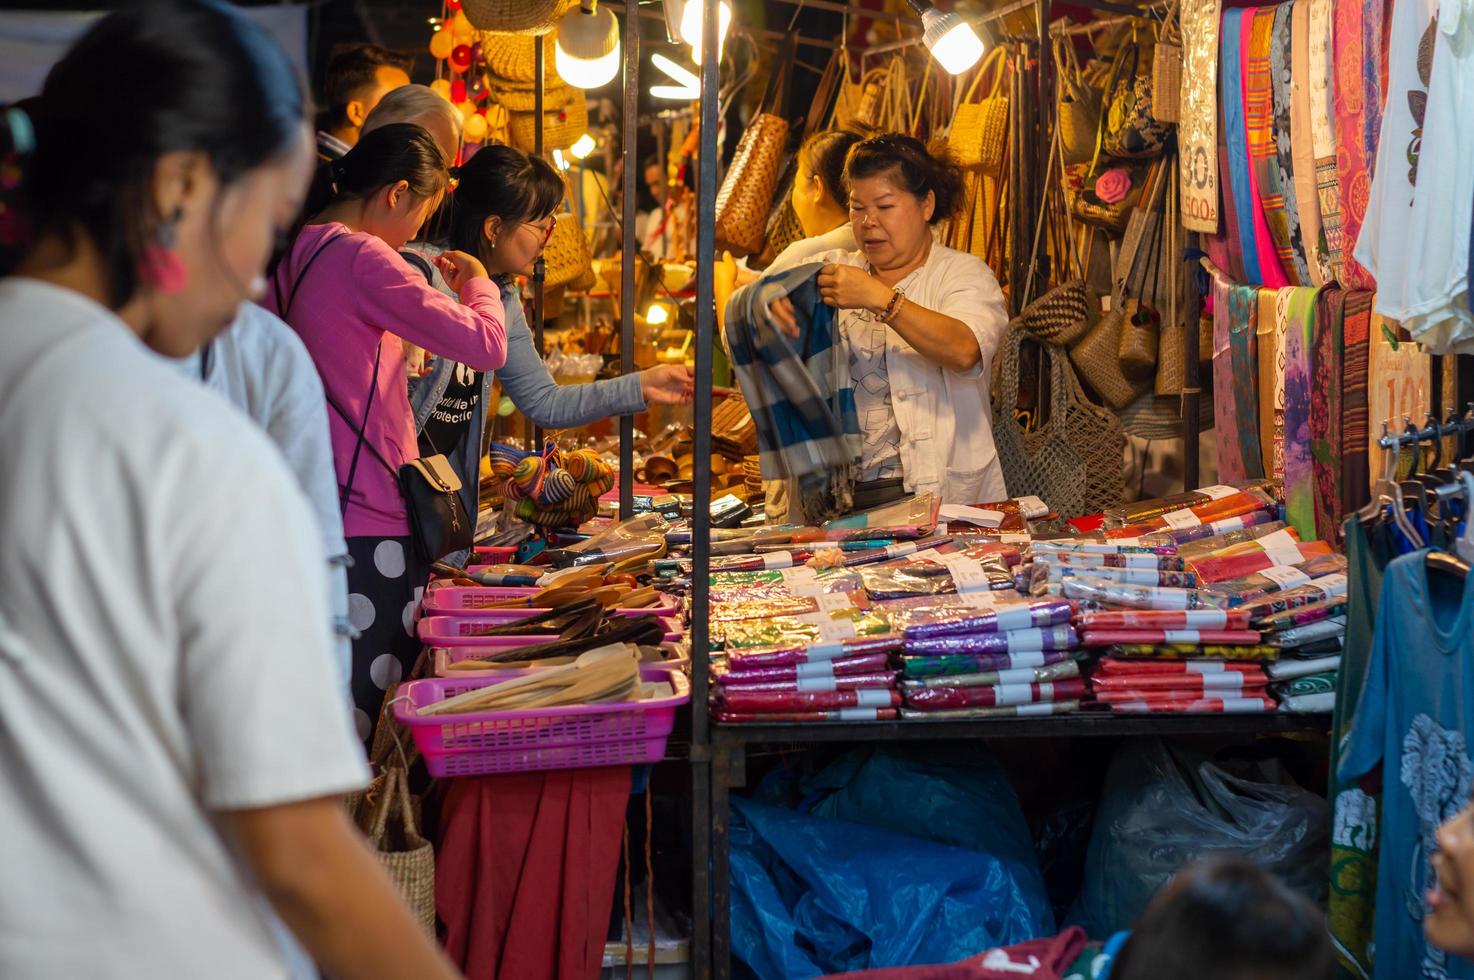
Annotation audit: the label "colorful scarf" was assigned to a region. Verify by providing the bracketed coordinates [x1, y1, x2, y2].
[1180, 0, 1224, 233]
[1282, 286, 1320, 537]
[1244, 9, 1291, 287]
[1332, 0, 1379, 290]
[1222, 9, 1260, 284]
[1229, 285, 1266, 478]
[1290, 1, 1325, 287]
[1256, 288, 1280, 478]
[1246, 6, 1294, 285]
[1341, 291, 1373, 515]
[1270, 4, 1307, 284]
[1273, 288, 1291, 481]
[1308, 0, 1343, 283]
[1310, 288, 1346, 541]
[1210, 265, 1246, 481]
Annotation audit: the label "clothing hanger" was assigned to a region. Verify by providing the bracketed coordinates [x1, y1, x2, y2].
[1428, 471, 1473, 578]
[1391, 417, 1428, 547]
[1358, 420, 1400, 526]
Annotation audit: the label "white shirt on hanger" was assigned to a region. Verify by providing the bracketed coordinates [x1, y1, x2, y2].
[0, 278, 368, 979]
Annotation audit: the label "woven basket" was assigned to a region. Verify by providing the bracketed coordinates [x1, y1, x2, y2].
[1155, 310, 1214, 396]
[543, 210, 595, 291]
[1069, 300, 1151, 410]
[490, 78, 577, 113]
[1152, 2, 1183, 124]
[949, 48, 1010, 175]
[1055, 40, 1103, 166]
[1018, 279, 1092, 347]
[1118, 387, 1215, 441]
[358, 766, 435, 934]
[462, 0, 566, 35]
[1118, 302, 1160, 381]
[993, 323, 1125, 518]
[508, 96, 588, 153]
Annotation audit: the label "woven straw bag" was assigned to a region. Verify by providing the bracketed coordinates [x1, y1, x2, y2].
[490, 78, 576, 113]
[1102, 38, 1169, 159]
[993, 323, 1125, 518]
[1117, 300, 1160, 380]
[462, 0, 570, 34]
[508, 95, 588, 153]
[1152, 3, 1183, 124]
[1069, 298, 1152, 410]
[1119, 387, 1215, 440]
[1055, 40, 1102, 166]
[1018, 278, 1092, 347]
[949, 48, 1010, 175]
[357, 765, 435, 934]
[715, 34, 797, 258]
[543, 210, 595, 292]
[482, 31, 542, 82]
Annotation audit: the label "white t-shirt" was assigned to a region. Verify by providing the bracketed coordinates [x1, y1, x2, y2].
[180, 303, 352, 685]
[0, 279, 369, 979]
[765, 223, 859, 276]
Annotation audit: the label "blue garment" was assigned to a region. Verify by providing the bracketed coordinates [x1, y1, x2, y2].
[1339, 552, 1474, 980]
[408, 265, 645, 525]
[1221, 9, 1262, 285]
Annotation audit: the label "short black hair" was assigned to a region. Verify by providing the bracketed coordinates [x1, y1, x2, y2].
[329, 123, 448, 205]
[799, 130, 863, 207]
[321, 44, 412, 132]
[844, 133, 965, 225]
[1111, 857, 1334, 980]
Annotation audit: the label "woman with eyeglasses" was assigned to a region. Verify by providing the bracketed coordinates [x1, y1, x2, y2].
[268, 122, 508, 743]
[406, 143, 694, 530]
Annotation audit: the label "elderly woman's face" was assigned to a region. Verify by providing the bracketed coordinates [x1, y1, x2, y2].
[847, 169, 935, 271]
[1428, 802, 1474, 959]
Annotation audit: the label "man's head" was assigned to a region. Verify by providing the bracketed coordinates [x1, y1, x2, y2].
[362, 84, 463, 162]
[642, 156, 667, 206]
[320, 44, 412, 146]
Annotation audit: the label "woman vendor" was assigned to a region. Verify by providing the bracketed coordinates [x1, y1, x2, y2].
[767, 133, 1009, 510]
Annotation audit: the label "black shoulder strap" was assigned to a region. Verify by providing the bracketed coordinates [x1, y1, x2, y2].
[330, 341, 394, 517]
[400, 249, 437, 285]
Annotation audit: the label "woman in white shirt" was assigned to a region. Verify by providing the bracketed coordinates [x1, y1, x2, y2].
[768, 133, 1010, 508]
[0, 3, 456, 978]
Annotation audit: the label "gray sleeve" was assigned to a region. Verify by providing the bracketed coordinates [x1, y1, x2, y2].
[496, 293, 648, 428]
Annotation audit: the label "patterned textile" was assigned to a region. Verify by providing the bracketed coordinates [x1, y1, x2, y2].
[1340, 292, 1373, 515]
[1273, 288, 1292, 480]
[1282, 286, 1320, 537]
[1210, 265, 1246, 481]
[1332, 0, 1378, 291]
[1270, 4, 1308, 284]
[1229, 285, 1266, 478]
[1308, 0, 1343, 283]
[1256, 288, 1280, 477]
[1222, 9, 1260, 284]
[1249, 5, 1297, 284]
[1290, 1, 1325, 287]
[1310, 288, 1346, 541]
[725, 263, 861, 523]
[1180, 0, 1224, 233]
[1245, 9, 1291, 287]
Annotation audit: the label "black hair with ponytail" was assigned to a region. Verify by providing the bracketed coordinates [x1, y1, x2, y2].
[799, 130, 863, 207]
[445, 143, 564, 262]
[0, 0, 305, 308]
[843, 133, 966, 226]
[327, 122, 448, 205]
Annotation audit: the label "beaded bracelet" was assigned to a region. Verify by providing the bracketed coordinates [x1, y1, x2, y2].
[878, 287, 906, 323]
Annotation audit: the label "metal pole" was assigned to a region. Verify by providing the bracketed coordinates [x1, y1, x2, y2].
[1183, 224, 1202, 491]
[691, 0, 719, 974]
[1034, 0, 1052, 296]
[533, 34, 547, 449]
[619, 0, 640, 519]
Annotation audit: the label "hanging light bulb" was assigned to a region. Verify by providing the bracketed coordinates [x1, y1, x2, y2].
[678, 0, 732, 65]
[554, 1, 622, 89]
[651, 84, 701, 101]
[569, 133, 598, 160]
[905, 0, 984, 75]
[645, 304, 670, 325]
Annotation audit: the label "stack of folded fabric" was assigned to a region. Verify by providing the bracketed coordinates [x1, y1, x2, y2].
[1239, 572, 1349, 713]
[890, 597, 1085, 720]
[1032, 539, 1198, 590]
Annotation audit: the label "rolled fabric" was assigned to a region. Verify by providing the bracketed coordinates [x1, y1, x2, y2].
[903, 625, 1080, 656]
[899, 649, 1075, 679]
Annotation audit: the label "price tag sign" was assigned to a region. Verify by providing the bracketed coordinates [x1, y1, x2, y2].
[762, 552, 795, 570]
[1260, 565, 1312, 589]
[1162, 509, 1203, 530]
[814, 592, 856, 612]
[796, 675, 839, 693]
[941, 554, 993, 593]
[799, 613, 857, 642]
[1316, 573, 1350, 597]
[1163, 630, 1202, 644]
[854, 688, 893, 708]
[1198, 485, 1239, 500]
[884, 542, 918, 559]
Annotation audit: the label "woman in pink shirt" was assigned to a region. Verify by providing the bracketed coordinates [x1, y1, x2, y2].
[267, 122, 507, 741]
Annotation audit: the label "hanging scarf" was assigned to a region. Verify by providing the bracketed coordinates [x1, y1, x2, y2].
[1210, 264, 1246, 481]
[1228, 285, 1266, 477]
[1256, 288, 1280, 478]
[1341, 291, 1373, 515]
[1222, 9, 1260, 284]
[1272, 287, 1293, 481]
[1248, 6, 1296, 284]
[1180, 0, 1224, 233]
[1308, 0, 1344, 283]
[1270, 4, 1308, 284]
[1332, 0, 1379, 291]
[1282, 285, 1320, 537]
[1310, 287, 1346, 541]
[1290, 1, 1325, 287]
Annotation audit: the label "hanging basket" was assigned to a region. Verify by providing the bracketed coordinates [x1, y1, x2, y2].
[489, 78, 577, 114]
[507, 96, 588, 153]
[462, 0, 569, 35]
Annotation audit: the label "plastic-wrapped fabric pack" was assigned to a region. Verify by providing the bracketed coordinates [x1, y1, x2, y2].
[899, 649, 1076, 679]
[903, 625, 1080, 656]
[1061, 577, 1231, 611]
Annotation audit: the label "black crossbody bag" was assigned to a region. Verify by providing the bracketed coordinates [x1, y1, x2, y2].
[275, 234, 472, 563]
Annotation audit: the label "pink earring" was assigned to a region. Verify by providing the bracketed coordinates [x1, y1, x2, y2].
[141, 209, 187, 294]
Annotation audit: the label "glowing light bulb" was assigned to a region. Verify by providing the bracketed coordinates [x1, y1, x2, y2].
[921, 9, 984, 75]
[645, 304, 670, 325]
[679, 0, 732, 65]
[569, 133, 597, 160]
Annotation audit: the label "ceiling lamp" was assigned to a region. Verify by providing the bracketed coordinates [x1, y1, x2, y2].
[554, 1, 621, 89]
[650, 53, 701, 100]
[678, 0, 732, 65]
[907, 0, 984, 75]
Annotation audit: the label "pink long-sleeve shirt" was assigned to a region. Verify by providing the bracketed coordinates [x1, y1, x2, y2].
[267, 223, 507, 538]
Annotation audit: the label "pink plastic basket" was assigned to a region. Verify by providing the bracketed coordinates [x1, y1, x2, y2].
[418, 614, 684, 645]
[422, 586, 680, 619]
[393, 665, 690, 777]
[432, 642, 690, 677]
